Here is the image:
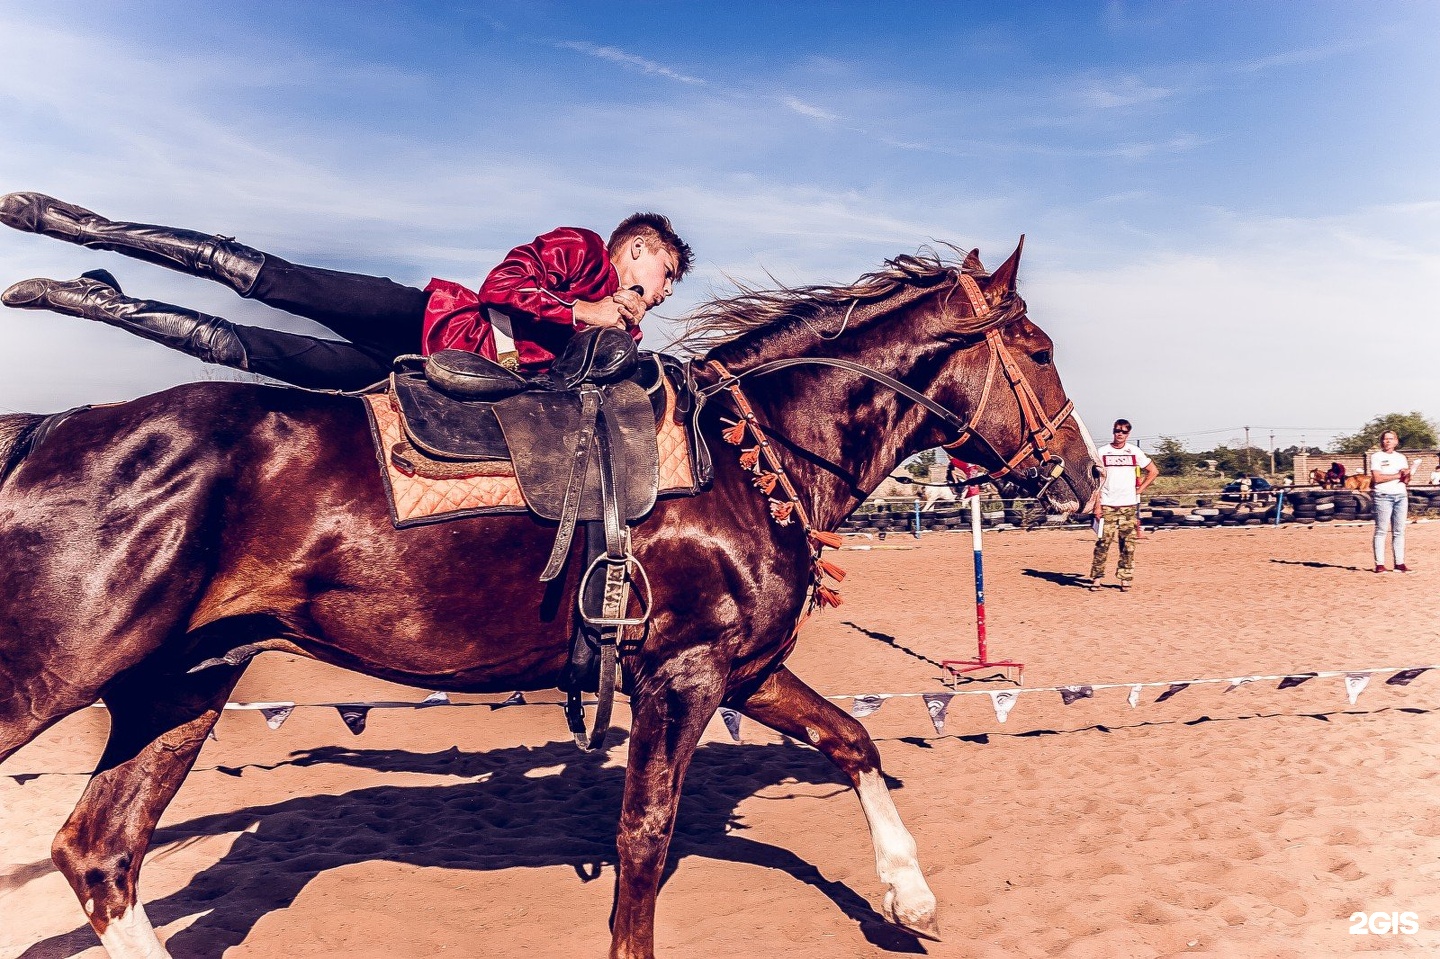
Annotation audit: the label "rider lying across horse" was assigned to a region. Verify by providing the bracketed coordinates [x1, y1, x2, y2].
[0, 192, 693, 388]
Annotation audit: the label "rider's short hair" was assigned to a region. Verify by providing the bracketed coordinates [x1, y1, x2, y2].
[1113, 419, 1132, 431]
[609, 213, 694, 280]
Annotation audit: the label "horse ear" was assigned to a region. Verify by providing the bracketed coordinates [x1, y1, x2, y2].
[985, 235, 1025, 298]
[962, 248, 984, 274]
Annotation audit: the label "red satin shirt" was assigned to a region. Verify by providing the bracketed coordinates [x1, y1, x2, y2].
[420, 226, 639, 371]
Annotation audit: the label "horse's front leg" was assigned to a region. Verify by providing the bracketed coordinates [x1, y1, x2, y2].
[51, 660, 244, 959]
[610, 651, 728, 959]
[736, 666, 941, 940]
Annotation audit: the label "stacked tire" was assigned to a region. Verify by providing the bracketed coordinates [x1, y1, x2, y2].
[1331, 492, 1361, 522]
[1289, 491, 1318, 524]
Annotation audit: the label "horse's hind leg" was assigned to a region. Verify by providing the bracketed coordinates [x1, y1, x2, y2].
[735, 666, 940, 940]
[51, 661, 244, 959]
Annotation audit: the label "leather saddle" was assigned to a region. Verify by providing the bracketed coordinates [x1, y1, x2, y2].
[384, 328, 712, 751]
[389, 328, 662, 580]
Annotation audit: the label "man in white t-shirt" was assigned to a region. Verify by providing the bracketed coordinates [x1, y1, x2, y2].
[1088, 418, 1159, 591]
[1368, 430, 1410, 573]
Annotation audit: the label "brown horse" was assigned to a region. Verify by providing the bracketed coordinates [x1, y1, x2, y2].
[1312, 463, 1347, 489]
[0, 240, 1095, 959]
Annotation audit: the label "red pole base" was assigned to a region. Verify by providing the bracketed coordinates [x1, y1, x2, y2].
[941, 658, 1024, 686]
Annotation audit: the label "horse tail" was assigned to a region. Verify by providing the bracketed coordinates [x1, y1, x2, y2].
[0, 412, 47, 486]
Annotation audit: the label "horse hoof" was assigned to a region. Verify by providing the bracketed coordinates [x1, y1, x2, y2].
[894, 913, 943, 942]
[884, 888, 942, 941]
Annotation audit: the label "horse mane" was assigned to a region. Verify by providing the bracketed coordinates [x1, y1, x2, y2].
[0, 413, 45, 486]
[672, 246, 1007, 359]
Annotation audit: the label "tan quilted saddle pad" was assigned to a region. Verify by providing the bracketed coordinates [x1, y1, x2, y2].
[364, 377, 698, 528]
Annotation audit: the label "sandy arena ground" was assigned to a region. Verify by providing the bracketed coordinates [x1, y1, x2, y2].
[4, 521, 1440, 958]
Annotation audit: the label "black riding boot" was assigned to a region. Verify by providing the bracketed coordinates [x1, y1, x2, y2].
[0, 192, 265, 295]
[2, 275, 248, 368]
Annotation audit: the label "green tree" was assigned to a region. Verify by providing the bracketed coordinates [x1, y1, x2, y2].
[904, 448, 938, 479]
[1274, 445, 1323, 474]
[1198, 444, 1244, 475]
[1334, 412, 1437, 453]
[1152, 435, 1189, 475]
[1192, 444, 1269, 476]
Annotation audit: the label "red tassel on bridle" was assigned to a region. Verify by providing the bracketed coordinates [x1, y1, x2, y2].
[716, 362, 855, 616]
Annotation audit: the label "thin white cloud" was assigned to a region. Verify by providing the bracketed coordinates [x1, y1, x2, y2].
[781, 96, 840, 122]
[555, 41, 705, 84]
[1106, 133, 1208, 159]
[1074, 75, 1176, 110]
[1231, 39, 1368, 75]
[874, 129, 1207, 161]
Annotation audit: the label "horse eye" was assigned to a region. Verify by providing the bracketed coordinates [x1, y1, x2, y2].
[1032, 349, 1051, 365]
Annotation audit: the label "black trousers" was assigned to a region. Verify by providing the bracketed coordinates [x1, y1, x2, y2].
[233, 256, 429, 390]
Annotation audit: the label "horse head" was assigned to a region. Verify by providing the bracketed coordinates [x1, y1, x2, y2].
[914, 238, 1098, 516]
[685, 239, 1098, 529]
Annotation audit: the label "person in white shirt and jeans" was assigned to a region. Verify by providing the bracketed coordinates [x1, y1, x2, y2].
[1369, 430, 1410, 573]
[1088, 418, 1159, 591]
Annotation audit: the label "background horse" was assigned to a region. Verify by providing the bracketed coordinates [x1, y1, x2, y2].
[1313, 463, 1347, 489]
[920, 482, 959, 511]
[0, 240, 1095, 959]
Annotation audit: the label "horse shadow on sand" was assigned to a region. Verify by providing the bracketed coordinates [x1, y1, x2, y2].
[1267, 558, 1368, 572]
[1020, 568, 1093, 589]
[14, 736, 929, 958]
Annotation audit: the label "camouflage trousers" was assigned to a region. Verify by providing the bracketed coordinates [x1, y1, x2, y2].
[1090, 505, 1139, 582]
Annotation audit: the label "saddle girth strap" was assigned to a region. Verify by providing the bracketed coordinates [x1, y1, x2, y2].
[565, 642, 617, 753]
[566, 393, 649, 751]
[539, 388, 602, 582]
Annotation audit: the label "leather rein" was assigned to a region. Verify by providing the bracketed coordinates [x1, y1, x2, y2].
[697, 271, 1076, 502]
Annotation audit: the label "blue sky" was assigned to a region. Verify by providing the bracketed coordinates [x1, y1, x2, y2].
[1, 0, 1437, 452]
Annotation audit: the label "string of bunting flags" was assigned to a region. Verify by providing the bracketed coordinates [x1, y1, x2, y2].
[5, 665, 1434, 785]
[41, 664, 1434, 745]
[810, 664, 1434, 735]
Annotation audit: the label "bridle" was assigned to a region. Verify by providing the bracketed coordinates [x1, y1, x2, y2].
[939, 273, 1074, 491]
[696, 271, 1078, 504]
[690, 269, 1085, 612]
